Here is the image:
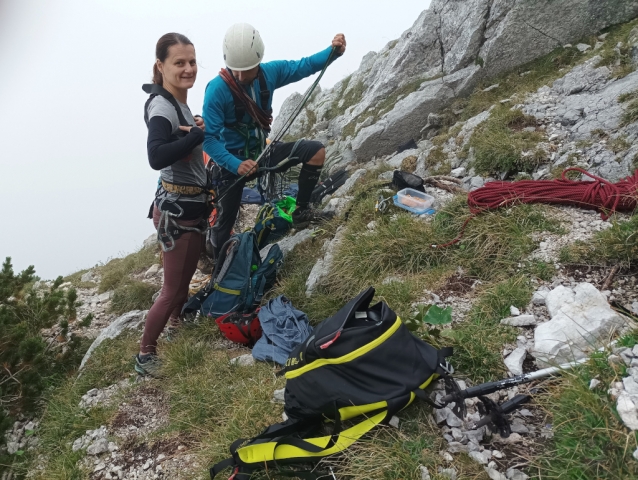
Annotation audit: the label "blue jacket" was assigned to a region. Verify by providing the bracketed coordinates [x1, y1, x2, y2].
[202, 46, 336, 175]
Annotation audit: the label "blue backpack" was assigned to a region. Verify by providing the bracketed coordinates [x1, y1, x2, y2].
[186, 231, 283, 318]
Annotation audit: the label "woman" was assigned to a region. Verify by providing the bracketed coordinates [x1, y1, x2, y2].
[136, 33, 207, 376]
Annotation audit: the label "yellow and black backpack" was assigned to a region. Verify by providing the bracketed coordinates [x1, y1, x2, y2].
[210, 287, 454, 479]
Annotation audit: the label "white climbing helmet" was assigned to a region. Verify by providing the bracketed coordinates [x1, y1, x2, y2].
[222, 23, 265, 71]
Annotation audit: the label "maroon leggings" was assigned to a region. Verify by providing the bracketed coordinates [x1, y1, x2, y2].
[140, 206, 203, 354]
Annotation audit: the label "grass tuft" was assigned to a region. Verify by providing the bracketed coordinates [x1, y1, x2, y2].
[110, 280, 158, 314]
[621, 97, 638, 127]
[98, 247, 158, 293]
[469, 106, 544, 175]
[532, 354, 638, 479]
[560, 214, 638, 267]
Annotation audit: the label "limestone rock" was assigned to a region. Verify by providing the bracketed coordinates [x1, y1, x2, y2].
[306, 228, 345, 297]
[81, 270, 97, 283]
[469, 450, 491, 465]
[419, 465, 431, 480]
[531, 288, 549, 306]
[272, 388, 286, 404]
[500, 315, 537, 327]
[97, 291, 113, 303]
[504, 347, 527, 376]
[492, 432, 523, 445]
[275, 229, 313, 259]
[623, 376, 638, 396]
[323, 197, 351, 216]
[230, 354, 255, 367]
[506, 469, 529, 480]
[450, 167, 466, 178]
[332, 169, 367, 197]
[145, 264, 160, 278]
[486, 468, 507, 480]
[438, 467, 457, 480]
[534, 283, 628, 366]
[79, 311, 147, 371]
[86, 438, 109, 456]
[143, 233, 158, 249]
[386, 149, 420, 169]
[616, 392, 638, 430]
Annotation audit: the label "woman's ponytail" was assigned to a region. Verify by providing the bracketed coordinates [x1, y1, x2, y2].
[152, 63, 163, 86]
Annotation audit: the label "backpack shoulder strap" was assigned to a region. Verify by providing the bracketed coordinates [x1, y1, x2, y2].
[142, 83, 191, 127]
[257, 68, 272, 115]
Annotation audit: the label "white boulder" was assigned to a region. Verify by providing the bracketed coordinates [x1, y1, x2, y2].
[534, 283, 628, 366]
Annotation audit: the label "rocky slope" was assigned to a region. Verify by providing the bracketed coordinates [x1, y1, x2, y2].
[273, 0, 638, 172]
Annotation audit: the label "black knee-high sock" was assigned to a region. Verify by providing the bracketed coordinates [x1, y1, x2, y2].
[296, 164, 322, 210]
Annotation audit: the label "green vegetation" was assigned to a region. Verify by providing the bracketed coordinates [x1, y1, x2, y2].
[325, 75, 366, 121]
[0, 258, 90, 475]
[619, 89, 638, 127]
[28, 332, 139, 479]
[400, 154, 418, 173]
[98, 246, 157, 293]
[110, 279, 157, 314]
[560, 214, 638, 267]
[608, 135, 631, 154]
[469, 106, 544, 175]
[550, 154, 579, 179]
[597, 18, 638, 78]
[532, 349, 638, 479]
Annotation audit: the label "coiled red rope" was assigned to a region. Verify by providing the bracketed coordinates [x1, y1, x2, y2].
[434, 168, 638, 248]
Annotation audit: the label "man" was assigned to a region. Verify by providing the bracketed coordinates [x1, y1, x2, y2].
[202, 23, 346, 260]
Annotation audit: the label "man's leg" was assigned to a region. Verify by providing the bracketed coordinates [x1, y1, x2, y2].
[295, 147, 325, 211]
[210, 177, 244, 261]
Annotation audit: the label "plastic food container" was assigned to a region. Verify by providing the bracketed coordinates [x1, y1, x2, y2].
[394, 188, 435, 214]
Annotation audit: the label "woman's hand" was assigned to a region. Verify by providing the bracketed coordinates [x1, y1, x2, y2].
[194, 115, 206, 131]
[178, 125, 203, 133]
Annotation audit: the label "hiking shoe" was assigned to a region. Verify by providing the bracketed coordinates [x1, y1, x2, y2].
[292, 208, 335, 228]
[134, 353, 162, 377]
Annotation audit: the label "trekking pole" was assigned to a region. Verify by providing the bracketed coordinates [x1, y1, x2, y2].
[441, 340, 619, 407]
[211, 47, 339, 206]
[440, 356, 590, 406]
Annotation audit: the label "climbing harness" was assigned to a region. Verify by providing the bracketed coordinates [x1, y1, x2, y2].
[155, 198, 208, 253]
[434, 167, 638, 248]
